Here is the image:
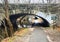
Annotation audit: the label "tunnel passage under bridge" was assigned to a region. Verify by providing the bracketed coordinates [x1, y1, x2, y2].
[13, 13, 50, 28]
[0, 13, 50, 30]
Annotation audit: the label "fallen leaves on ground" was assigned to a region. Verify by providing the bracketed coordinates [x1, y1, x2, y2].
[44, 27, 60, 42]
[1, 28, 30, 42]
[14, 28, 29, 36]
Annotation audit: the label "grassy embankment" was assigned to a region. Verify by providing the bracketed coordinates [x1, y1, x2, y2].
[1, 28, 30, 42]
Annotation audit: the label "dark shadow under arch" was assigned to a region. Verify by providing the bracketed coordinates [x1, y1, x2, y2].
[0, 13, 50, 31]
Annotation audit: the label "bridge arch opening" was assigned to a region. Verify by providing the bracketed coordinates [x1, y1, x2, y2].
[0, 13, 50, 30]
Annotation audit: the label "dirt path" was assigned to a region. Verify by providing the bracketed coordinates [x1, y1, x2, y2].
[29, 28, 49, 42]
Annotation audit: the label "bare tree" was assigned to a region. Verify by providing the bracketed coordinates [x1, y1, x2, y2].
[4, 0, 14, 36]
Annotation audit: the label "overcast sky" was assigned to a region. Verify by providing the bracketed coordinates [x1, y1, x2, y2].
[0, 0, 60, 4]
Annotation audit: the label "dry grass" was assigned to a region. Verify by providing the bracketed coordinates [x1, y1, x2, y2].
[44, 27, 60, 42]
[44, 26, 60, 32]
[1, 28, 29, 42]
[14, 28, 29, 36]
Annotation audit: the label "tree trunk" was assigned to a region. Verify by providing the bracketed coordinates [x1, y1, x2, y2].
[4, 0, 14, 37]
